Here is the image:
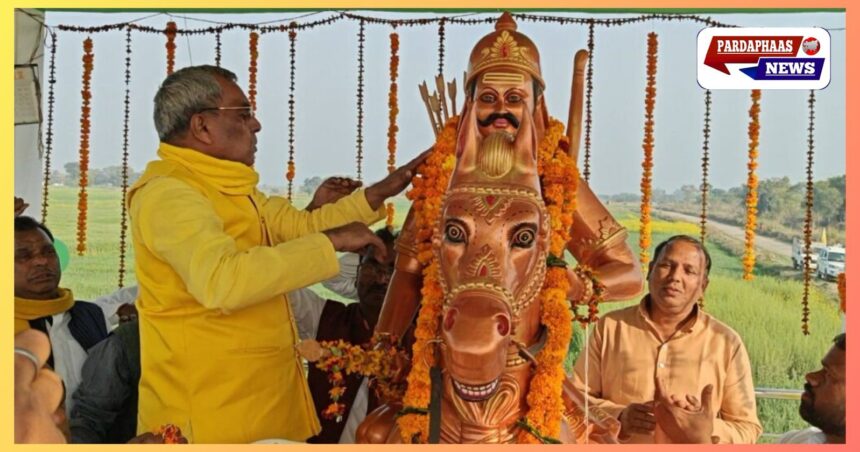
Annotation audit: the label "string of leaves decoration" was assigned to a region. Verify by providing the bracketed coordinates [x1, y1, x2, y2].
[41, 31, 58, 223]
[801, 89, 816, 335]
[118, 25, 133, 288]
[583, 20, 595, 183]
[215, 29, 222, 67]
[355, 19, 366, 181]
[286, 23, 297, 201]
[700, 89, 712, 245]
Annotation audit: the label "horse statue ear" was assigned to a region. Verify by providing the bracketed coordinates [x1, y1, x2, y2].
[534, 95, 549, 143]
[451, 97, 481, 179]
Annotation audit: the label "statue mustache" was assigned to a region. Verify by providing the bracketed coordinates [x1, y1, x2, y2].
[477, 112, 520, 129]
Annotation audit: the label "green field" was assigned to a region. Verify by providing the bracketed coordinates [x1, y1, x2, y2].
[38, 186, 841, 442]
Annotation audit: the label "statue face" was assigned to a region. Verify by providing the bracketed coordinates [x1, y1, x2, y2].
[474, 71, 537, 138]
[435, 190, 548, 401]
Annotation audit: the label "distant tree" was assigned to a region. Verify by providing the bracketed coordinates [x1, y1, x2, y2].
[63, 161, 79, 186]
[300, 176, 323, 194]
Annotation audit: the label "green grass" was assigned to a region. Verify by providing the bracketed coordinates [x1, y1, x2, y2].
[42, 186, 841, 442]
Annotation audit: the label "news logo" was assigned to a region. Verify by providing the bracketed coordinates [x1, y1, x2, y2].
[698, 28, 830, 90]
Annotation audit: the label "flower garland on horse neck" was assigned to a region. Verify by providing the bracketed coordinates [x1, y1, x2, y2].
[397, 115, 579, 443]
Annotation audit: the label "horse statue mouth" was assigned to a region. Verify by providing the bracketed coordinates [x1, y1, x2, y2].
[452, 377, 501, 402]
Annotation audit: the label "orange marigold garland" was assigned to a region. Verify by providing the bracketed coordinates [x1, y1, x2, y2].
[248, 31, 259, 112]
[517, 118, 577, 444]
[165, 21, 177, 76]
[313, 335, 408, 422]
[743, 90, 761, 281]
[639, 32, 658, 269]
[838, 272, 846, 314]
[386, 32, 400, 228]
[397, 117, 458, 443]
[76, 37, 94, 256]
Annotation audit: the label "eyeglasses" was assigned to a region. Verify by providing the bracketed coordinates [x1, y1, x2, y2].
[198, 106, 256, 118]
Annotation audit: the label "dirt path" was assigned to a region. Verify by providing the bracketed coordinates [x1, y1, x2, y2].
[654, 209, 793, 258]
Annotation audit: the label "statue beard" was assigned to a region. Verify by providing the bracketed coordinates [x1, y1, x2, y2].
[477, 112, 520, 129]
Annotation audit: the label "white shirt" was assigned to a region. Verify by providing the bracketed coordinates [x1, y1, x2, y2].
[45, 312, 91, 412]
[90, 285, 138, 329]
[778, 427, 826, 444]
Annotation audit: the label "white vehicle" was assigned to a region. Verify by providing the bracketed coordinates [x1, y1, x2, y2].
[791, 237, 825, 270]
[816, 245, 845, 281]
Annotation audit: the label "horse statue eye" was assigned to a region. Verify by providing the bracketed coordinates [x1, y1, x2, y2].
[445, 223, 467, 244]
[512, 228, 535, 248]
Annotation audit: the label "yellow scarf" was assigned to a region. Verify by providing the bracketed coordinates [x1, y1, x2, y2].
[15, 288, 75, 334]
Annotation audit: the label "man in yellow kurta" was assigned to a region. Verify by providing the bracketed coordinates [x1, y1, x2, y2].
[129, 65, 426, 443]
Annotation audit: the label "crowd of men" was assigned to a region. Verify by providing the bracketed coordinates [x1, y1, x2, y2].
[13, 47, 846, 444]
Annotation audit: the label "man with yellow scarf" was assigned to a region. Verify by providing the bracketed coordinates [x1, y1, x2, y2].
[128, 65, 427, 443]
[14, 215, 110, 418]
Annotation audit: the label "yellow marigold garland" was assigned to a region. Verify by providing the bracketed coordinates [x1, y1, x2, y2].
[743, 90, 761, 280]
[386, 32, 400, 228]
[165, 21, 177, 76]
[639, 32, 658, 269]
[398, 116, 578, 443]
[76, 37, 94, 256]
[248, 31, 259, 112]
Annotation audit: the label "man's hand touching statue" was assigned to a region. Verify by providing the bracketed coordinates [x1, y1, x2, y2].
[364, 148, 433, 211]
[305, 177, 363, 212]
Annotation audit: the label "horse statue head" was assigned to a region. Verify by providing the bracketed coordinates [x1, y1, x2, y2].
[434, 93, 548, 406]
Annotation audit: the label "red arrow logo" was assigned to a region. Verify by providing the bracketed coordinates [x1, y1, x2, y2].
[704, 36, 803, 74]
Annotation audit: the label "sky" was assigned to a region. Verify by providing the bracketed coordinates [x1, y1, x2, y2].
[40, 9, 845, 195]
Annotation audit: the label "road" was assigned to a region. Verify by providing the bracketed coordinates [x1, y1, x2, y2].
[654, 209, 792, 258]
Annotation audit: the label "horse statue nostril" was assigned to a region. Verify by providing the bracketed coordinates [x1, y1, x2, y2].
[495, 314, 510, 336]
[444, 308, 458, 331]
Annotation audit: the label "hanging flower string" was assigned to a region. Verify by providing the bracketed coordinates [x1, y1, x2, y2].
[639, 32, 658, 269]
[801, 90, 815, 333]
[386, 32, 400, 228]
[165, 21, 177, 75]
[118, 26, 133, 287]
[742, 89, 761, 281]
[76, 37, 94, 256]
[838, 273, 846, 314]
[311, 334, 409, 422]
[355, 19, 366, 181]
[286, 24, 297, 200]
[41, 31, 58, 223]
[583, 20, 595, 183]
[248, 31, 259, 111]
